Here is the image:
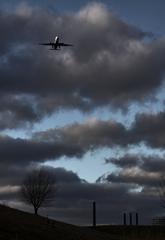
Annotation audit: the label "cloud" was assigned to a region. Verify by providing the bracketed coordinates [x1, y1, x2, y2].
[77, 2, 110, 27]
[33, 118, 129, 149]
[106, 154, 165, 173]
[0, 119, 128, 174]
[131, 111, 165, 148]
[103, 169, 160, 187]
[0, 135, 84, 168]
[105, 154, 140, 168]
[0, 165, 162, 225]
[0, 2, 165, 225]
[32, 110, 165, 156]
[0, 2, 164, 128]
[15, 2, 33, 18]
[0, 110, 165, 169]
[99, 154, 165, 188]
[0, 94, 40, 129]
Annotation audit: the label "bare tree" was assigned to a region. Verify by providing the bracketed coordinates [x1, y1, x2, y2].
[20, 167, 57, 215]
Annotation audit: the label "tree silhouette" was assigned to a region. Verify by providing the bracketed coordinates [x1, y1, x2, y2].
[20, 167, 57, 215]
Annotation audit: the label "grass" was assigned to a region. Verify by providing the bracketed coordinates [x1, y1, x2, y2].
[91, 225, 165, 240]
[0, 205, 111, 240]
[0, 205, 165, 239]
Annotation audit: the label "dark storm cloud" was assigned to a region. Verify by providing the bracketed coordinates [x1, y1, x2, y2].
[0, 2, 165, 128]
[103, 171, 160, 187]
[141, 156, 165, 173]
[52, 185, 162, 225]
[33, 119, 129, 149]
[45, 166, 84, 184]
[31, 111, 165, 161]
[1, 110, 165, 169]
[0, 166, 85, 206]
[106, 154, 165, 173]
[0, 1, 164, 226]
[130, 111, 165, 148]
[32, 109, 165, 154]
[0, 165, 82, 187]
[98, 154, 165, 188]
[105, 154, 140, 168]
[0, 94, 40, 129]
[0, 165, 162, 225]
[0, 119, 128, 172]
[0, 135, 84, 166]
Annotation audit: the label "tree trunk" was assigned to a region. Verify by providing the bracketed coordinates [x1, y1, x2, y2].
[34, 207, 38, 215]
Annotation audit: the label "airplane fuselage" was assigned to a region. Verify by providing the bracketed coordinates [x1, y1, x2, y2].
[53, 36, 60, 49]
[39, 36, 73, 50]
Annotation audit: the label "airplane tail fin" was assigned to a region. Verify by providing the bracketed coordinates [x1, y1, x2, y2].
[55, 36, 59, 44]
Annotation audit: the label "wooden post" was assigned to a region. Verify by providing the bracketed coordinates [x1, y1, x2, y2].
[129, 212, 132, 225]
[123, 212, 127, 225]
[93, 201, 96, 227]
[136, 212, 138, 225]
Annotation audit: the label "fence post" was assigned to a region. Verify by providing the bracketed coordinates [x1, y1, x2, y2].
[123, 212, 127, 225]
[93, 201, 96, 227]
[136, 212, 138, 225]
[129, 212, 132, 225]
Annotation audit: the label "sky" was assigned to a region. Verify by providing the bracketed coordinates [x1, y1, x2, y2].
[0, 0, 165, 225]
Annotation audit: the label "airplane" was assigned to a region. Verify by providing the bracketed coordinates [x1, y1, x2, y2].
[39, 36, 73, 50]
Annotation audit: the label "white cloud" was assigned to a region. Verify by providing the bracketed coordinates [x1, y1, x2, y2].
[15, 2, 33, 18]
[77, 2, 109, 28]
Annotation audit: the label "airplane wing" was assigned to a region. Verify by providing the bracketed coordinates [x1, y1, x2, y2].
[59, 43, 73, 47]
[39, 43, 52, 46]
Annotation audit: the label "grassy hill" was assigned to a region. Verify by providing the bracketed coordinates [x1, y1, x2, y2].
[0, 205, 111, 240]
[0, 205, 165, 240]
[92, 225, 165, 240]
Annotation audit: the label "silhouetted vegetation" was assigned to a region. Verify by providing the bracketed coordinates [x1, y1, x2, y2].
[0, 205, 165, 239]
[0, 205, 111, 240]
[20, 167, 57, 215]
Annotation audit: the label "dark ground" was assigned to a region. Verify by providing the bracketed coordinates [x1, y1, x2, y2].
[0, 205, 111, 240]
[0, 205, 165, 240]
[91, 225, 165, 240]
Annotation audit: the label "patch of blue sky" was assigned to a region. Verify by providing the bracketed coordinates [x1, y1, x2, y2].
[0, 0, 90, 12]
[32, 107, 131, 134]
[108, 0, 165, 36]
[32, 95, 165, 133]
[127, 143, 165, 157]
[129, 186, 143, 193]
[3, 91, 164, 139]
[43, 147, 117, 183]
[43, 142, 165, 183]
[1, 128, 31, 139]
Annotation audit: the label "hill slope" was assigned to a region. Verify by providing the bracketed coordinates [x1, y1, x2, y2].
[0, 205, 112, 240]
[93, 225, 165, 240]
